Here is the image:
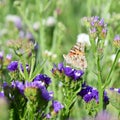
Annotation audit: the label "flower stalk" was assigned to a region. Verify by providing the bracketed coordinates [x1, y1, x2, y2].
[103, 48, 120, 89]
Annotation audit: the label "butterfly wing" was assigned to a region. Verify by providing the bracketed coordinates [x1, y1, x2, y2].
[63, 42, 87, 70]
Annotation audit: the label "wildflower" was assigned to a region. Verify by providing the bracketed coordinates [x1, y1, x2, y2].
[6, 54, 12, 61]
[52, 63, 64, 74]
[7, 61, 18, 71]
[11, 81, 24, 94]
[7, 61, 30, 73]
[6, 15, 22, 29]
[113, 35, 120, 47]
[52, 63, 84, 81]
[110, 54, 120, 63]
[110, 88, 120, 94]
[19, 30, 25, 38]
[24, 81, 53, 101]
[107, 88, 120, 110]
[89, 27, 97, 39]
[26, 32, 34, 41]
[95, 111, 118, 120]
[46, 113, 51, 119]
[52, 100, 64, 113]
[33, 74, 51, 85]
[45, 16, 56, 27]
[0, 91, 4, 98]
[100, 28, 107, 39]
[82, 16, 107, 40]
[33, 21, 40, 31]
[98, 18, 104, 27]
[0, 51, 4, 60]
[64, 66, 84, 80]
[78, 83, 109, 104]
[77, 33, 91, 46]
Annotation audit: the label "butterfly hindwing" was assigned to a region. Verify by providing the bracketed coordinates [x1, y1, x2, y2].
[63, 42, 87, 70]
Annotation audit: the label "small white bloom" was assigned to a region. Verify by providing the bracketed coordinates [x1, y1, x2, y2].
[110, 54, 120, 63]
[104, 39, 108, 46]
[45, 16, 56, 27]
[33, 22, 40, 31]
[52, 54, 57, 59]
[77, 33, 91, 46]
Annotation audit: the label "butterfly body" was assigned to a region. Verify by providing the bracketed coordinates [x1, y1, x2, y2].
[63, 42, 87, 70]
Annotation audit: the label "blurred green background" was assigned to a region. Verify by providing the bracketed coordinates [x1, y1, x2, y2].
[0, 0, 120, 119]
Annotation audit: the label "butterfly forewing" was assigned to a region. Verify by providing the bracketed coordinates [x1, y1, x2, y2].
[63, 42, 87, 70]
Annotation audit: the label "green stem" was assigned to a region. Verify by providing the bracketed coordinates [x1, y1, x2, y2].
[97, 54, 103, 111]
[103, 49, 120, 89]
[17, 7, 38, 42]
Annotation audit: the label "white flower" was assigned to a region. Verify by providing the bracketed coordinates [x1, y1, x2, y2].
[104, 39, 108, 46]
[77, 33, 91, 46]
[33, 22, 40, 31]
[45, 16, 56, 27]
[110, 54, 120, 63]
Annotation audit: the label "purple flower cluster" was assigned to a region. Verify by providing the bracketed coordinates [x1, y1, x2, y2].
[110, 88, 120, 93]
[6, 15, 22, 30]
[113, 35, 120, 47]
[7, 61, 18, 71]
[52, 63, 84, 80]
[33, 74, 51, 85]
[10, 80, 53, 101]
[45, 100, 64, 119]
[83, 16, 107, 39]
[52, 100, 64, 113]
[7, 61, 30, 72]
[78, 83, 109, 104]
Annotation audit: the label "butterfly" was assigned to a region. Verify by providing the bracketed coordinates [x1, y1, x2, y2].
[63, 42, 87, 70]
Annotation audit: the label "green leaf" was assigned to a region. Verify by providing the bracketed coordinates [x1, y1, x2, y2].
[30, 59, 47, 81]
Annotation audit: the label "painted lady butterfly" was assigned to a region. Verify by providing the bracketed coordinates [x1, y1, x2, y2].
[63, 42, 87, 70]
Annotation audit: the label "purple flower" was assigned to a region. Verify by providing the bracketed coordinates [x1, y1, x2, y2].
[78, 83, 109, 104]
[99, 18, 104, 26]
[114, 35, 120, 41]
[24, 81, 53, 101]
[0, 51, 4, 60]
[52, 63, 64, 73]
[58, 63, 64, 71]
[33, 74, 51, 85]
[110, 88, 120, 94]
[113, 35, 120, 47]
[46, 113, 51, 119]
[7, 61, 18, 71]
[95, 111, 117, 120]
[73, 70, 84, 80]
[52, 63, 84, 80]
[6, 54, 12, 61]
[93, 16, 99, 22]
[11, 81, 24, 94]
[41, 88, 53, 101]
[52, 100, 64, 113]
[0, 91, 4, 98]
[26, 32, 34, 41]
[6, 15, 22, 29]
[64, 67, 84, 80]
[64, 67, 74, 77]
[90, 27, 96, 34]
[20, 64, 30, 73]
[25, 81, 44, 89]
[83, 92, 93, 103]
